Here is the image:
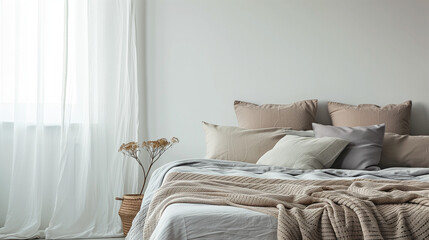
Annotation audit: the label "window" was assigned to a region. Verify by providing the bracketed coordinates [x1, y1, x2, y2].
[0, 0, 78, 124]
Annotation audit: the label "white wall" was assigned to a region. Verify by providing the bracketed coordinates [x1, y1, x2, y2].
[144, 0, 429, 166]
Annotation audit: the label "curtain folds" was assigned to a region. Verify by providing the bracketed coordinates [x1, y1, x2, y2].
[0, 0, 140, 238]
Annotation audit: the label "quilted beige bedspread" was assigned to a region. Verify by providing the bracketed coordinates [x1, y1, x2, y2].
[144, 172, 429, 240]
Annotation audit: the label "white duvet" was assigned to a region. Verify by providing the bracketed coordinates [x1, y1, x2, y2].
[126, 159, 429, 240]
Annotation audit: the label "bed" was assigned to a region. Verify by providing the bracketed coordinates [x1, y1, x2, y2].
[126, 159, 429, 240]
[127, 100, 429, 239]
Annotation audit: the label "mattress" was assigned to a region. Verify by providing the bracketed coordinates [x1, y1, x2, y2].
[126, 159, 429, 240]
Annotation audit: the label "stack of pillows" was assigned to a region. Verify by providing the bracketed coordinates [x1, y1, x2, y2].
[203, 99, 429, 170]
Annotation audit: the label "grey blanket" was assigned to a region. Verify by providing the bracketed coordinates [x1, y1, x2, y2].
[126, 159, 429, 240]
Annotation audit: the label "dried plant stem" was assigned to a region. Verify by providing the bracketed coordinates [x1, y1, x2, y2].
[137, 145, 174, 194]
[140, 162, 154, 195]
[134, 157, 146, 180]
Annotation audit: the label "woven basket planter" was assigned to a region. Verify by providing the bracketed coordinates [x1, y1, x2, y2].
[116, 194, 144, 236]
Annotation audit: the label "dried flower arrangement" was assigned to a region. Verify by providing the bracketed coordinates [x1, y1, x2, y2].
[118, 137, 179, 194]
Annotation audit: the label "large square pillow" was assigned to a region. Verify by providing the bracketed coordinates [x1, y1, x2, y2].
[328, 101, 411, 135]
[202, 122, 290, 163]
[234, 99, 318, 130]
[313, 123, 385, 170]
[257, 135, 349, 170]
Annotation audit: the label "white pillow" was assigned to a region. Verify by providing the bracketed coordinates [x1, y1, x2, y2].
[257, 135, 349, 169]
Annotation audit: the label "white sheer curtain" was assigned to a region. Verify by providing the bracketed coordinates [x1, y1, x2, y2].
[0, 0, 140, 238]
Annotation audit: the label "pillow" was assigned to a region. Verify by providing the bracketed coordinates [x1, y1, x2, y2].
[380, 133, 429, 168]
[281, 130, 315, 137]
[312, 123, 385, 170]
[257, 135, 349, 170]
[328, 101, 412, 135]
[202, 122, 291, 163]
[234, 99, 318, 130]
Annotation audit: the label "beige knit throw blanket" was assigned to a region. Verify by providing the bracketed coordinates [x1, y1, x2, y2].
[143, 172, 429, 240]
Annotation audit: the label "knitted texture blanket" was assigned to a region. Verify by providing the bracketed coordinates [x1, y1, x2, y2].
[143, 172, 429, 240]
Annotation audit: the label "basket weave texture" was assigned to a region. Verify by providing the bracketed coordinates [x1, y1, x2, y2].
[116, 194, 143, 236]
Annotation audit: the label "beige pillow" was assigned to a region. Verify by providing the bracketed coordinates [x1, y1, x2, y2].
[380, 133, 429, 168]
[202, 122, 291, 163]
[234, 100, 318, 130]
[257, 135, 349, 169]
[328, 101, 412, 135]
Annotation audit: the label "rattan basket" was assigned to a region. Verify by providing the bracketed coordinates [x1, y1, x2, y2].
[116, 194, 144, 236]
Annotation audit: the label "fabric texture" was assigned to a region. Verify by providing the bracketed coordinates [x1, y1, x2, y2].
[328, 101, 412, 135]
[0, 0, 140, 238]
[149, 203, 277, 240]
[313, 123, 385, 170]
[257, 135, 348, 169]
[126, 159, 429, 240]
[144, 172, 429, 240]
[278, 129, 315, 137]
[202, 122, 291, 163]
[234, 99, 318, 130]
[380, 133, 429, 168]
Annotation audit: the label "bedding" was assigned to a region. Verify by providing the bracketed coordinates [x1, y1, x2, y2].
[234, 99, 318, 130]
[126, 159, 429, 240]
[256, 135, 349, 169]
[145, 172, 429, 240]
[313, 123, 385, 170]
[328, 101, 412, 134]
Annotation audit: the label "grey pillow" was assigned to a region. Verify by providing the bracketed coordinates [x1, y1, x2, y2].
[312, 123, 385, 170]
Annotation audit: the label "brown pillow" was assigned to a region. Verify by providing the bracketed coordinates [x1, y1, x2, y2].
[202, 122, 291, 163]
[380, 133, 429, 168]
[328, 101, 412, 135]
[234, 99, 318, 130]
